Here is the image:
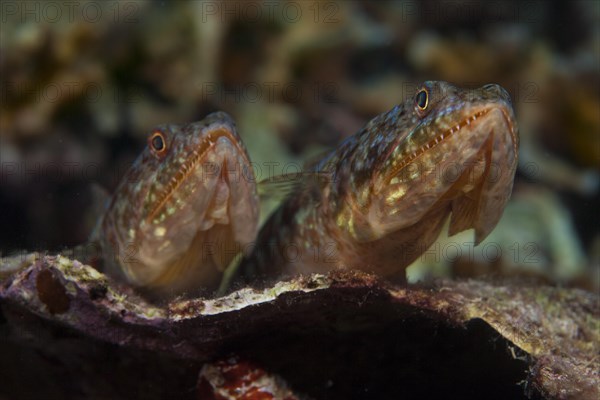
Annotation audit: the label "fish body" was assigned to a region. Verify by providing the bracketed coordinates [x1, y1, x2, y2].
[241, 81, 519, 282]
[98, 112, 259, 296]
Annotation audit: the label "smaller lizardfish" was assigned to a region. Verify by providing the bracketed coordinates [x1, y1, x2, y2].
[95, 112, 259, 297]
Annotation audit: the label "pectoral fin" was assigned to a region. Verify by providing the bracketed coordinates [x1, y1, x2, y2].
[87, 183, 111, 243]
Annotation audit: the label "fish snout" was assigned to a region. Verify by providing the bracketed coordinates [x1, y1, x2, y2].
[481, 83, 513, 107]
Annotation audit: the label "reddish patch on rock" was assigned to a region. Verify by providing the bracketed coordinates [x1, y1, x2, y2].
[198, 357, 299, 399]
[36, 269, 70, 314]
[220, 359, 264, 390]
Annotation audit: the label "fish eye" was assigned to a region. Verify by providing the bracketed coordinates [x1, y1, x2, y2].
[415, 88, 428, 110]
[149, 131, 167, 157]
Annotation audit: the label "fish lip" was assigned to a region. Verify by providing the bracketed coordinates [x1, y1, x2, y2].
[459, 100, 518, 146]
[474, 101, 519, 154]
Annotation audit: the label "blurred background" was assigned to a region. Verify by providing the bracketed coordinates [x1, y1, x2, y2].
[1, 0, 598, 290]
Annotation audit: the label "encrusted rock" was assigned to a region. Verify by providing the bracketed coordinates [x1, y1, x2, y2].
[0, 254, 598, 399]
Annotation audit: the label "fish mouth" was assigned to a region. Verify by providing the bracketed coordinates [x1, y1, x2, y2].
[147, 127, 248, 223]
[386, 99, 518, 184]
[386, 107, 493, 182]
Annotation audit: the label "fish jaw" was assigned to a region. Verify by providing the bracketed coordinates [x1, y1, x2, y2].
[448, 104, 519, 244]
[364, 83, 518, 243]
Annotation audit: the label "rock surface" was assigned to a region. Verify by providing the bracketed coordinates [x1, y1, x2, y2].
[0, 254, 598, 399]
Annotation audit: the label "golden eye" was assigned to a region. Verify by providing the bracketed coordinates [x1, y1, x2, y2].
[415, 88, 428, 110]
[149, 131, 167, 157]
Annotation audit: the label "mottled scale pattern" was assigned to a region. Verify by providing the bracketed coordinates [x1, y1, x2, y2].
[240, 81, 519, 284]
[99, 112, 259, 297]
